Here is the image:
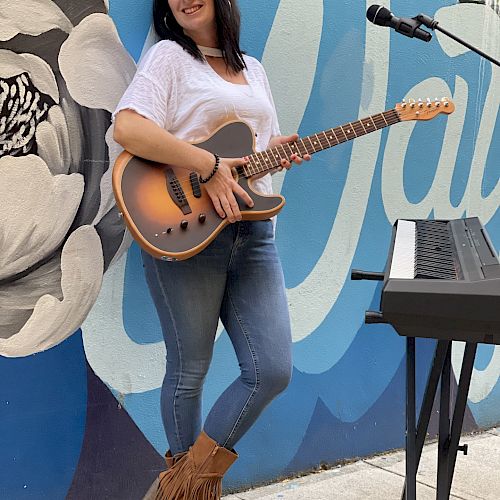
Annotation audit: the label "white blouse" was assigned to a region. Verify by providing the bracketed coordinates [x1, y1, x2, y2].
[113, 39, 281, 196]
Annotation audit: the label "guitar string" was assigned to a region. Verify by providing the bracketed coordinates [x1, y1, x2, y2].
[129, 112, 401, 205]
[147, 111, 400, 189]
[182, 112, 398, 184]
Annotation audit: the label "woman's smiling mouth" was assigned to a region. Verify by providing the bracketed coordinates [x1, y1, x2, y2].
[183, 5, 203, 15]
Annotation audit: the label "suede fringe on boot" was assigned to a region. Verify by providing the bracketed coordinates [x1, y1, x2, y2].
[156, 451, 192, 500]
[155, 430, 238, 500]
[190, 472, 222, 499]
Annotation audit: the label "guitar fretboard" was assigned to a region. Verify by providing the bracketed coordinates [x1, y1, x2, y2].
[241, 109, 400, 177]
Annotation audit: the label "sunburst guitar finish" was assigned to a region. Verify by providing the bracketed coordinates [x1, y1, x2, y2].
[113, 99, 455, 261]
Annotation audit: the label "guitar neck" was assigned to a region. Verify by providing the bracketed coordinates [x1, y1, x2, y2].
[242, 108, 400, 177]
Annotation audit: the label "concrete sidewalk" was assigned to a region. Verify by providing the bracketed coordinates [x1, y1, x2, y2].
[223, 428, 499, 500]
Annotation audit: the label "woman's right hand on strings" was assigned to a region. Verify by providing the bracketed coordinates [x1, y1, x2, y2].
[203, 157, 254, 223]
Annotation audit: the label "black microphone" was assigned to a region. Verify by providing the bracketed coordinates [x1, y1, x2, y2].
[367, 5, 432, 42]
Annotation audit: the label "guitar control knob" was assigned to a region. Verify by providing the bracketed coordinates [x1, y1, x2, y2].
[180, 220, 189, 230]
[198, 213, 206, 223]
[166, 228, 173, 234]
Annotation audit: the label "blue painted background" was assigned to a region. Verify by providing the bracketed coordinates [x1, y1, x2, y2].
[0, 0, 498, 497]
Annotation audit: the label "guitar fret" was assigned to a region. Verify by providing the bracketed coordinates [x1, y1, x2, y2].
[310, 135, 319, 152]
[372, 115, 383, 128]
[289, 142, 300, 157]
[339, 126, 349, 141]
[349, 122, 358, 138]
[262, 151, 272, 170]
[331, 128, 340, 143]
[380, 113, 389, 126]
[387, 110, 400, 125]
[278, 144, 288, 163]
[250, 156, 258, 174]
[253, 155, 262, 174]
[377, 115, 387, 127]
[354, 120, 366, 137]
[290, 141, 301, 157]
[254, 155, 263, 174]
[302, 136, 313, 153]
[322, 131, 332, 147]
[298, 139, 308, 156]
[284, 143, 295, 158]
[369, 116, 378, 130]
[270, 147, 281, 164]
[384, 111, 396, 126]
[313, 133, 323, 151]
[246, 157, 254, 174]
[263, 149, 274, 168]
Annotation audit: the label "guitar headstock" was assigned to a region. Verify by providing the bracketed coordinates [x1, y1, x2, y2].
[396, 97, 455, 121]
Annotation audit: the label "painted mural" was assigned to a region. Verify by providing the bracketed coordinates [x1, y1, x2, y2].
[0, 0, 498, 498]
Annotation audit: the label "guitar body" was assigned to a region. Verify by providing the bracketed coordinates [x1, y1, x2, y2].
[112, 121, 285, 261]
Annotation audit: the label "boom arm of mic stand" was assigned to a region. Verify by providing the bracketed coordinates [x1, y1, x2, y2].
[417, 13, 500, 67]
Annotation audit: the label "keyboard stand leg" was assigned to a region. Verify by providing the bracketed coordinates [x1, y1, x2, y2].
[405, 337, 417, 500]
[402, 340, 450, 500]
[445, 342, 477, 497]
[437, 343, 452, 499]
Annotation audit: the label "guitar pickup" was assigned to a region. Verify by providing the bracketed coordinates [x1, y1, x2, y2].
[190, 172, 202, 198]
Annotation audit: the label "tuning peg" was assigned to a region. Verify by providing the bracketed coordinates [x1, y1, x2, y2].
[409, 98, 416, 108]
[426, 98, 432, 108]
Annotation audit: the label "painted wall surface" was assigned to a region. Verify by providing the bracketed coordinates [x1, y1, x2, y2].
[0, 0, 499, 498]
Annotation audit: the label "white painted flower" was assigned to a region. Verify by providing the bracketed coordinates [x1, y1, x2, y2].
[0, 0, 73, 41]
[0, 1, 135, 356]
[0, 155, 83, 279]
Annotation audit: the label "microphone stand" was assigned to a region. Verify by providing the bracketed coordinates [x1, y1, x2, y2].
[416, 13, 500, 67]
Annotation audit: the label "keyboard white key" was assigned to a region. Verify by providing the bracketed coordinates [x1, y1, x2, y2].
[389, 220, 416, 279]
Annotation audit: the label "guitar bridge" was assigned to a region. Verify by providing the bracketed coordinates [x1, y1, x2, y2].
[165, 167, 192, 215]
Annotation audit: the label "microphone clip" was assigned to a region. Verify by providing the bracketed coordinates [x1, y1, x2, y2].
[416, 13, 439, 31]
[394, 15, 432, 42]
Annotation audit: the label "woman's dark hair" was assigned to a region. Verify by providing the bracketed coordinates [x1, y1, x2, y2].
[153, 0, 246, 73]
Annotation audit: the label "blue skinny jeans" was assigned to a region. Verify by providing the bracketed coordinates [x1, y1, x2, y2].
[141, 220, 292, 454]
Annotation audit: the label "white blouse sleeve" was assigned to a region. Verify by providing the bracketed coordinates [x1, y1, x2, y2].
[112, 42, 177, 130]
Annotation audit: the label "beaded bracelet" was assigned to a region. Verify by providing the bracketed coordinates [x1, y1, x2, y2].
[199, 153, 220, 183]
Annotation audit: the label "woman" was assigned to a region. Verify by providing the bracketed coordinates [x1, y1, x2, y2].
[113, 1, 310, 498]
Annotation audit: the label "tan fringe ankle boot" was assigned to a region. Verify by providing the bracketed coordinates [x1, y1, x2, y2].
[155, 431, 238, 500]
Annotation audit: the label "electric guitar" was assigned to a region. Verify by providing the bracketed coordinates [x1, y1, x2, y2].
[112, 98, 455, 261]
